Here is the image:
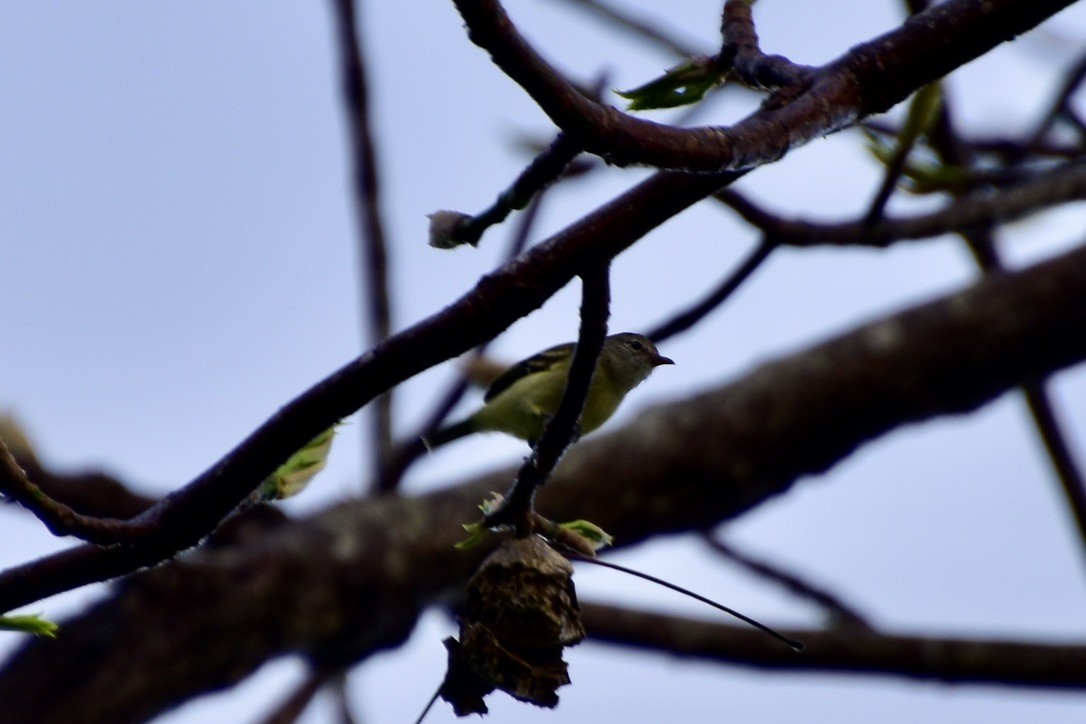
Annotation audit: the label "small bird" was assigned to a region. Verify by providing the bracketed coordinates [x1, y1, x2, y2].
[425, 332, 673, 449]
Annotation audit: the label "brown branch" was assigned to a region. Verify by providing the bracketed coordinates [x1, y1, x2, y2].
[257, 668, 327, 724]
[452, 0, 1075, 171]
[485, 263, 611, 532]
[331, 0, 396, 484]
[715, 160, 1086, 247]
[719, 0, 814, 89]
[0, 437, 142, 545]
[703, 534, 871, 630]
[580, 603, 1086, 690]
[923, 89, 1086, 568]
[1021, 50, 1086, 161]
[0, 0, 1076, 640]
[437, 132, 583, 248]
[1, 241, 1085, 721]
[646, 237, 775, 343]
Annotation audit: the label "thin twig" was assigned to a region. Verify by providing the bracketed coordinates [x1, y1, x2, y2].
[580, 602, 1086, 689]
[862, 83, 941, 224]
[647, 237, 775, 343]
[331, 0, 396, 484]
[925, 91, 1086, 570]
[0, 436, 149, 545]
[703, 534, 871, 630]
[1020, 50, 1086, 161]
[553, 0, 698, 58]
[439, 132, 582, 248]
[712, 162, 1086, 248]
[485, 263, 611, 533]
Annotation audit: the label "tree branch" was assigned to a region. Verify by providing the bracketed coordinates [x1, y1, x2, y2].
[715, 160, 1086, 248]
[330, 0, 396, 484]
[2, 241, 1086, 720]
[485, 263, 611, 531]
[580, 603, 1086, 690]
[452, 0, 1075, 171]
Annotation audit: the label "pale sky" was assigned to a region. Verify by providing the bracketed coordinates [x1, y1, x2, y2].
[3, 2, 1086, 722]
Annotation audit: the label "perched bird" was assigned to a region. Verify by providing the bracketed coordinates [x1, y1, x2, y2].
[425, 332, 673, 449]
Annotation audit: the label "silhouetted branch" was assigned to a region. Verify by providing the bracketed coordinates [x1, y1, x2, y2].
[485, 263, 611, 532]
[553, 0, 698, 58]
[330, 0, 396, 484]
[378, 192, 549, 490]
[434, 133, 582, 248]
[703, 534, 871, 629]
[257, 668, 327, 724]
[719, 0, 814, 89]
[647, 237, 775, 343]
[715, 161, 1086, 247]
[0, 437, 144, 545]
[580, 603, 1086, 690]
[921, 89, 1086, 569]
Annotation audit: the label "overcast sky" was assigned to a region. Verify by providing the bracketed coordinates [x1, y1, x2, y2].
[3, 2, 1086, 722]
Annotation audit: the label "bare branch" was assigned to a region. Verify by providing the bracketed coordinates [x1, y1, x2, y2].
[485, 263, 611, 532]
[580, 603, 1086, 690]
[703, 535, 871, 630]
[716, 161, 1086, 248]
[330, 0, 396, 483]
[452, 0, 1075, 171]
[646, 237, 774, 343]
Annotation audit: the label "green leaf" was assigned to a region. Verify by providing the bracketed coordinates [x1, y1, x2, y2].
[558, 519, 614, 551]
[258, 425, 338, 501]
[617, 58, 724, 111]
[0, 614, 59, 638]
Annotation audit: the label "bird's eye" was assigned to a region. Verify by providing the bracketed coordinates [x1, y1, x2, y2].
[629, 340, 645, 352]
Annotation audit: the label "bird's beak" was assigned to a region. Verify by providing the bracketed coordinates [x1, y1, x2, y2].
[651, 354, 675, 367]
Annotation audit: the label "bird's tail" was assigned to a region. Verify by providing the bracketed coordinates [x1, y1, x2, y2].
[421, 418, 475, 451]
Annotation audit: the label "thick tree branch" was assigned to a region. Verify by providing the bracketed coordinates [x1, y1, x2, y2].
[452, 0, 1075, 170]
[2, 241, 1085, 721]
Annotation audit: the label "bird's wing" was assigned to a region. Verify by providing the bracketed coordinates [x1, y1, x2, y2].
[483, 341, 574, 402]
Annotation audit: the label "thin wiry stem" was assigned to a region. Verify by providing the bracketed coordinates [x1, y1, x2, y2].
[331, 0, 396, 485]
